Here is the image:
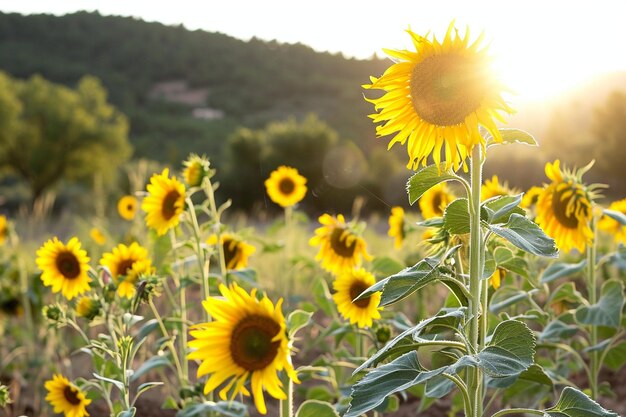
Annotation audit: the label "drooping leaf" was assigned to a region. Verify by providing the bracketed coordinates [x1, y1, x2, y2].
[296, 400, 340, 417]
[93, 373, 124, 392]
[575, 280, 625, 328]
[117, 408, 136, 417]
[176, 401, 248, 417]
[443, 199, 470, 234]
[541, 260, 587, 284]
[493, 247, 529, 278]
[548, 282, 585, 306]
[545, 387, 618, 417]
[485, 128, 538, 147]
[604, 341, 626, 371]
[604, 209, 626, 226]
[478, 320, 535, 378]
[130, 356, 171, 382]
[539, 320, 579, 342]
[407, 165, 458, 205]
[287, 310, 313, 338]
[488, 214, 558, 258]
[488, 363, 553, 389]
[482, 194, 525, 224]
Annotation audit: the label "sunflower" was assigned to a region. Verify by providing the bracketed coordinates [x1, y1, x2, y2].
[100, 242, 153, 299]
[188, 283, 299, 415]
[142, 169, 186, 236]
[419, 183, 456, 219]
[309, 214, 371, 275]
[89, 228, 106, 246]
[521, 186, 543, 209]
[489, 268, 505, 289]
[598, 198, 626, 243]
[44, 374, 91, 417]
[363, 23, 512, 171]
[481, 175, 519, 201]
[207, 233, 256, 270]
[333, 268, 382, 328]
[388, 207, 405, 249]
[535, 160, 594, 253]
[0, 215, 7, 245]
[117, 195, 137, 221]
[183, 154, 212, 187]
[264, 166, 308, 208]
[36, 237, 91, 300]
[75, 296, 101, 320]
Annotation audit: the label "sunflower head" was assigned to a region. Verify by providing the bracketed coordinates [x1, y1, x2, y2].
[264, 166, 308, 208]
[419, 183, 456, 219]
[183, 154, 214, 187]
[100, 242, 153, 299]
[45, 374, 91, 417]
[481, 175, 519, 201]
[489, 268, 505, 289]
[36, 237, 92, 300]
[521, 186, 544, 209]
[332, 268, 382, 328]
[388, 207, 406, 249]
[142, 169, 186, 236]
[364, 23, 513, 171]
[188, 283, 299, 415]
[309, 214, 371, 275]
[117, 195, 138, 221]
[598, 198, 626, 244]
[75, 296, 101, 321]
[535, 160, 601, 253]
[0, 215, 7, 245]
[207, 233, 256, 270]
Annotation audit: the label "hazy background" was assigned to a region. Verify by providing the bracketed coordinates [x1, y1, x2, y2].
[1, 1, 625, 218]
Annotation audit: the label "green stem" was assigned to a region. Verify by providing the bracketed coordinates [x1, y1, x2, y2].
[284, 205, 294, 301]
[279, 374, 294, 417]
[204, 180, 228, 283]
[489, 408, 544, 417]
[468, 145, 485, 417]
[148, 300, 185, 383]
[587, 216, 599, 399]
[445, 373, 472, 417]
[170, 230, 189, 382]
[185, 196, 211, 316]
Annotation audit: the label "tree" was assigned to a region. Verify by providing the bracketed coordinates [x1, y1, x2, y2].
[0, 72, 131, 210]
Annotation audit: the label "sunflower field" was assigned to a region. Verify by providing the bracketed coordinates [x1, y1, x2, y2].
[2, 22, 626, 417]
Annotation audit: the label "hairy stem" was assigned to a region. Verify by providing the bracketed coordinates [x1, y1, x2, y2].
[587, 216, 599, 399]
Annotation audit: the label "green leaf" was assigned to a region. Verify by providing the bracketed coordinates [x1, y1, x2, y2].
[356, 257, 448, 307]
[486, 128, 538, 147]
[488, 363, 553, 389]
[136, 319, 159, 342]
[225, 268, 257, 285]
[135, 382, 163, 399]
[493, 247, 529, 278]
[93, 373, 124, 392]
[478, 320, 536, 378]
[483, 251, 496, 280]
[604, 341, 626, 371]
[443, 198, 470, 234]
[575, 280, 625, 328]
[488, 214, 558, 258]
[548, 282, 584, 306]
[371, 256, 405, 277]
[116, 408, 136, 417]
[313, 279, 335, 317]
[489, 289, 530, 314]
[545, 387, 618, 417]
[407, 164, 458, 205]
[539, 320, 579, 342]
[541, 260, 587, 284]
[287, 310, 313, 338]
[604, 209, 626, 226]
[130, 356, 171, 382]
[177, 401, 248, 417]
[482, 194, 525, 224]
[296, 400, 340, 417]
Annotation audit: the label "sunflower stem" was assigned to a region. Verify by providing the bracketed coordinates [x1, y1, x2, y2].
[184, 195, 211, 315]
[587, 216, 599, 399]
[284, 205, 294, 303]
[467, 145, 485, 417]
[279, 373, 294, 417]
[170, 230, 189, 383]
[204, 179, 228, 284]
[148, 299, 185, 385]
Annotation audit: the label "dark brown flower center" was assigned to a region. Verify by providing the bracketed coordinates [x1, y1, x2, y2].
[552, 187, 583, 229]
[330, 227, 357, 258]
[117, 259, 136, 276]
[278, 178, 295, 195]
[230, 314, 281, 371]
[56, 252, 81, 279]
[162, 190, 181, 220]
[349, 281, 372, 308]
[223, 238, 240, 269]
[410, 53, 486, 126]
[127, 204, 134, 212]
[432, 191, 444, 215]
[63, 385, 81, 406]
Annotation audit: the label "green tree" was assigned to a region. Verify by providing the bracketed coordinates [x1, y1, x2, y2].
[0, 72, 131, 209]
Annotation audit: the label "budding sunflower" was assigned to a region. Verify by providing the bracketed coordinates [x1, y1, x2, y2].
[182, 154, 214, 187]
[0, 384, 11, 407]
[75, 296, 101, 321]
[43, 303, 65, 325]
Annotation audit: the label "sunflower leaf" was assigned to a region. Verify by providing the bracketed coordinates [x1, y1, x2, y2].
[604, 209, 626, 225]
[545, 387, 619, 417]
[485, 128, 538, 147]
[488, 214, 558, 258]
[296, 400, 340, 417]
[177, 401, 248, 417]
[442, 198, 470, 234]
[482, 194, 525, 224]
[575, 280, 625, 328]
[541, 260, 587, 284]
[406, 164, 458, 205]
[477, 320, 536, 378]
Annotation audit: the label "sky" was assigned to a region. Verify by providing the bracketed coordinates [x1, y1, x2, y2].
[4, 0, 626, 101]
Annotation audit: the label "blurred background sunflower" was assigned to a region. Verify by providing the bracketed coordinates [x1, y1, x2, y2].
[36, 237, 91, 300]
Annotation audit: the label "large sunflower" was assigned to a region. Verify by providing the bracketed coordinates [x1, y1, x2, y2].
[535, 160, 594, 253]
[309, 214, 371, 274]
[419, 183, 455, 219]
[388, 207, 405, 249]
[188, 283, 299, 415]
[36, 237, 91, 300]
[333, 268, 382, 328]
[481, 175, 519, 201]
[142, 169, 186, 236]
[264, 166, 308, 208]
[45, 374, 91, 417]
[0, 215, 7, 245]
[598, 198, 626, 243]
[364, 23, 512, 171]
[117, 195, 137, 221]
[100, 242, 153, 299]
[207, 233, 256, 270]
